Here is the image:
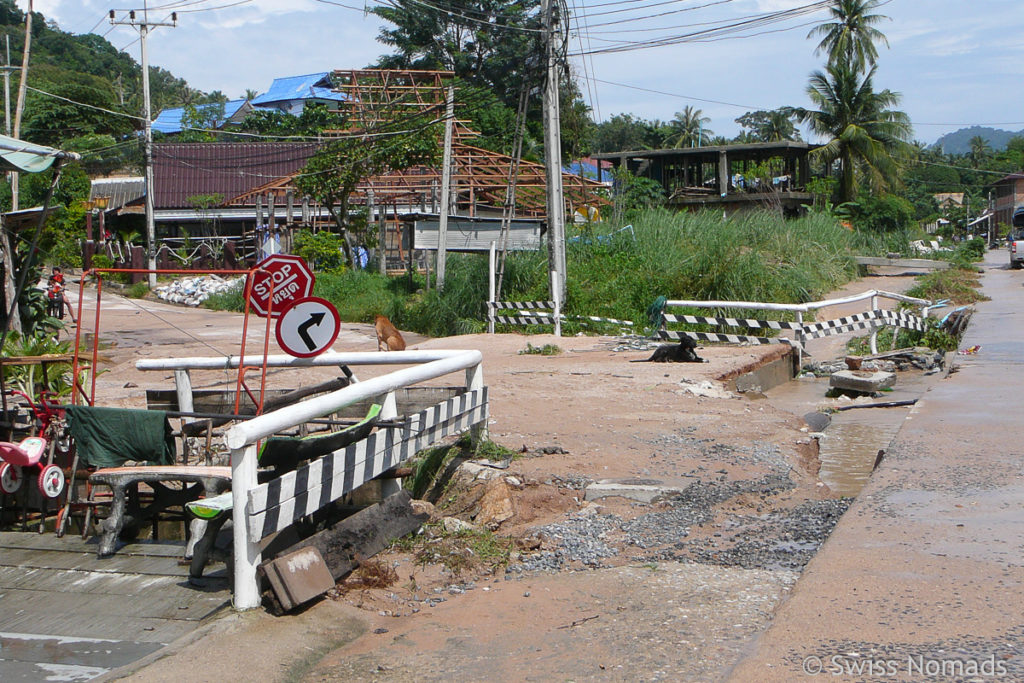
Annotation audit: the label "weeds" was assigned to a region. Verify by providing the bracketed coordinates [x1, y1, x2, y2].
[405, 433, 516, 499]
[519, 343, 561, 356]
[906, 268, 988, 306]
[404, 524, 514, 576]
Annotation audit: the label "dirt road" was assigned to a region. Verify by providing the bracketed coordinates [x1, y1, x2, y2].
[85, 271, 924, 682]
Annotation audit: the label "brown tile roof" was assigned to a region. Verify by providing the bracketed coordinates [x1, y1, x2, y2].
[151, 142, 319, 209]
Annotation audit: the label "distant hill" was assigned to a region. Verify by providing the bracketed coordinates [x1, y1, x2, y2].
[0, 0, 213, 148]
[933, 126, 1024, 155]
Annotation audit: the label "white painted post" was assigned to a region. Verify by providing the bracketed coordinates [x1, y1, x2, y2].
[231, 444, 261, 610]
[378, 390, 402, 498]
[552, 269, 562, 338]
[174, 369, 194, 421]
[488, 241, 496, 334]
[869, 294, 879, 355]
[466, 362, 487, 446]
[795, 311, 804, 370]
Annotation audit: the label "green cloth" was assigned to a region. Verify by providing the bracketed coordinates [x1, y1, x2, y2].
[65, 405, 176, 468]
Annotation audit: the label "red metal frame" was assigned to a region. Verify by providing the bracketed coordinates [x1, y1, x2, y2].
[70, 268, 261, 416]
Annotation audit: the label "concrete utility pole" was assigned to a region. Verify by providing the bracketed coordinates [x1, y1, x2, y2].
[435, 85, 455, 291]
[11, 0, 32, 211]
[110, 4, 177, 288]
[541, 0, 566, 304]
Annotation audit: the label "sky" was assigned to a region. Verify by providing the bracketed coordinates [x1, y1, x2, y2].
[27, 0, 1024, 145]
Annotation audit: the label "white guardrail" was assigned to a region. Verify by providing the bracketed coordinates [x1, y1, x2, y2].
[661, 290, 935, 361]
[137, 350, 486, 610]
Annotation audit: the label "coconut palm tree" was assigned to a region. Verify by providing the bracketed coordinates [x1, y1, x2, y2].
[968, 135, 992, 168]
[808, 0, 890, 72]
[793, 63, 911, 204]
[663, 106, 713, 148]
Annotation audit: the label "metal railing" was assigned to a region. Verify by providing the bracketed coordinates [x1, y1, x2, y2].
[137, 350, 486, 610]
[661, 290, 934, 364]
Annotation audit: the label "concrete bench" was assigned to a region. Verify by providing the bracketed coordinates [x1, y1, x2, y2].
[88, 466, 231, 557]
[185, 491, 233, 579]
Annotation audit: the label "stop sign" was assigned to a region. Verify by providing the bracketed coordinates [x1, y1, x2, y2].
[247, 254, 315, 318]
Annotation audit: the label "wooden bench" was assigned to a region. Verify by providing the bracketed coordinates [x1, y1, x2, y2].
[88, 466, 232, 557]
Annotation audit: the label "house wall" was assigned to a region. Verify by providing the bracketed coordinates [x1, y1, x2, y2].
[993, 177, 1024, 228]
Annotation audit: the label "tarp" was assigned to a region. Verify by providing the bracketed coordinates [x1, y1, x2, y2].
[65, 405, 176, 468]
[0, 134, 68, 173]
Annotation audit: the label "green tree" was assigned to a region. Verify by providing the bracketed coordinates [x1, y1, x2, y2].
[808, 0, 890, 72]
[294, 123, 440, 266]
[735, 108, 801, 142]
[591, 114, 664, 153]
[662, 106, 712, 148]
[793, 63, 911, 204]
[968, 135, 992, 168]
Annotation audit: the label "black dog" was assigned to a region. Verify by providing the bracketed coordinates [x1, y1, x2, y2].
[631, 337, 704, 363]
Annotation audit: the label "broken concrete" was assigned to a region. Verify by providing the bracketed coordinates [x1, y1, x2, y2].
[828, 369, 896, 394]
[584, 479, 685, 504]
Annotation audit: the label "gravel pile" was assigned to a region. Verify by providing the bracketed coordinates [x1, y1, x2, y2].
[155, 275, 243, 307]
[622, 473, 794, 549]
[679, 498, 851, 570]
[511, 510, 621, 572]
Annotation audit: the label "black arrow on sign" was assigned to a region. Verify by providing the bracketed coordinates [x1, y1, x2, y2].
[297, 312, 326, 351]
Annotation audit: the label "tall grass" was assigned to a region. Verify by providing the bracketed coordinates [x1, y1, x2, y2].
[203, 208, 879, 337]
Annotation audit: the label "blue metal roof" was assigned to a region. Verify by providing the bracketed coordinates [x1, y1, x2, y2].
[152, 99, 250, 135]
[250, 72, 348, 107]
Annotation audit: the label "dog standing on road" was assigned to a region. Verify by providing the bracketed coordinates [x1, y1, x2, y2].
[375, 315, 406, 351]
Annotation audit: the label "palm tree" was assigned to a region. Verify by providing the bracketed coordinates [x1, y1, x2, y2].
[663, 106, 713, 148]
[243, 88, 260, 102]
[808, 0, 890, 72]
[968, 135, 992, 168]
[793, 63, 911, 203]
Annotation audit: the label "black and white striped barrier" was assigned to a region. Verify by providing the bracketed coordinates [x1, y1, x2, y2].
[246, 388, 488, 540]
[659, 309, 928, 348]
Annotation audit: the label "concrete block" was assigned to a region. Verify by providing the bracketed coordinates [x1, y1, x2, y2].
[263, 546, 335, 612]
[829, 369, 896, 394]
[584, 481, 683, 504]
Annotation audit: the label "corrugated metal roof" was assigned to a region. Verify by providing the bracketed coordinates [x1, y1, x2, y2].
[251, 73, 348, 107]
[152, 99, 252, 134]
[90, 176, 145, 210]
[151, 142, 320, 209]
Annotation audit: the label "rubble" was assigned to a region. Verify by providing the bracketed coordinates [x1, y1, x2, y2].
[154, 275, 243, 307]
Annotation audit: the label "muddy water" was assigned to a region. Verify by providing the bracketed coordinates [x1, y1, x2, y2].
[766, 371, 934, 496]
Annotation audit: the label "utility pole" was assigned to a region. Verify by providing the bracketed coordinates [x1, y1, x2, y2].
[110, 5, 177, 288]
[11, 0, 32, 211]
[541, 0, 566, 304]
[435, 85, 455, 291]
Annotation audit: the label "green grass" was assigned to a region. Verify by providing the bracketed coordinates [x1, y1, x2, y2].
[201, 208, 878, 338]
[519, 343, 561, 356]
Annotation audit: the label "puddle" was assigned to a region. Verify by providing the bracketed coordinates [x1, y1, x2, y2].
[767, 371, 933, 497]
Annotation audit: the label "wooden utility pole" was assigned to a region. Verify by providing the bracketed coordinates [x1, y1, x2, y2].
[111, 4, 177, 288]
[435, 85, 455, 291]
[541, 0, 566, 304]
[11, 0, 32, 211]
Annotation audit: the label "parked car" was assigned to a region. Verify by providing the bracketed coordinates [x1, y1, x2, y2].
[1009, 208, 1024, 269]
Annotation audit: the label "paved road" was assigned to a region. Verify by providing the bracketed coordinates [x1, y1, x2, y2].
[730, 248, 1024, 680]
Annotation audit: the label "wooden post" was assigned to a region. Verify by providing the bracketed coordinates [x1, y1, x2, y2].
[718, 150, 729, 197]
[286, 191, 294, 225]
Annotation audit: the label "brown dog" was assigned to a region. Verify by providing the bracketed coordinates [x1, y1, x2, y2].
[375, 315, 406, 351]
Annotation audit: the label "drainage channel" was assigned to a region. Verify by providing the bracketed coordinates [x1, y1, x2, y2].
[764, 370, 935, 497]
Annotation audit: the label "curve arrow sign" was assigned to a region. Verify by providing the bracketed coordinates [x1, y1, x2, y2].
[275, 297, 341, 358]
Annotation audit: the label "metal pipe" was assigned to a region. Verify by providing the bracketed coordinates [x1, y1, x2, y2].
[225, 351, 482, 449]
[136, 349, 475, 371]
[665, 289, 930, 313]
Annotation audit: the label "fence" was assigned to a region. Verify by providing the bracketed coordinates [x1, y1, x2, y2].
[137, 350, 486, 611]
[659, 290, 935, 363]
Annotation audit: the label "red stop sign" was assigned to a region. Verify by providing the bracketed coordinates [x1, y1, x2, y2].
[247, 254, 315, 318]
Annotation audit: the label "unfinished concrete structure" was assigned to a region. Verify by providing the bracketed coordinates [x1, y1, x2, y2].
[592, 141, 817, 216]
